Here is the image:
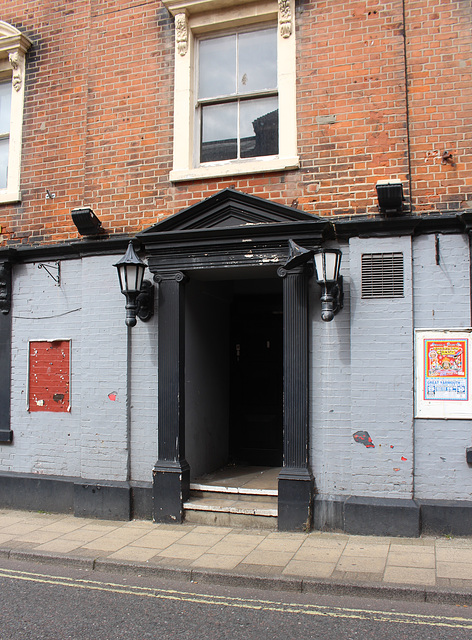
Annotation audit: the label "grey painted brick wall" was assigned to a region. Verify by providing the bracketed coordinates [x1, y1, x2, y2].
[129, 267, 158, 484]
[412, 233, 472, 500]
[348, 236, 414, 498]
[4, 255, 159, 485]
[311, 242, 352, 498]
[78, 256, 128, 481]
[7, 258, 84, 477]
[4, 232, 472, 508]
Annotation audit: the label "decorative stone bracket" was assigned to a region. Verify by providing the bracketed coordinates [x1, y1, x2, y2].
[175, 13, 188, 56]
[279, 0, 292, 38]
[8, 51, 23, 91]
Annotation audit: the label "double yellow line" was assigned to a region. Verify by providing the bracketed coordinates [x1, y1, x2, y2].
[0, 567, 471, 630]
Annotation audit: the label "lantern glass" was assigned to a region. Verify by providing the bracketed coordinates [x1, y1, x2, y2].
[116, 263, 126, 293]
[114, 242, 147, 294]
[313, 249, 341, 284]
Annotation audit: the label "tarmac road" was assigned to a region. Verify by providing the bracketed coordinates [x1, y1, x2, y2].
[0, 558, 471, 640]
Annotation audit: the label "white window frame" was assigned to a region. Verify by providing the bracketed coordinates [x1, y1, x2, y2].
[0, 22, 32, 204]
[163, 0, 298, 182]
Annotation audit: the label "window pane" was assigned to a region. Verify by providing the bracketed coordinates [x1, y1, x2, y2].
[0, 138, 9, 188]
[240, 97, 278, 158]
[0, 81, 11, 134]
[238, 28, 277, 94]
[201, 102, 238, 163]
[199, 35, 236, 100]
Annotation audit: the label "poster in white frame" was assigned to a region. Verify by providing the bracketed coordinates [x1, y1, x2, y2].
[415, 328, 472, 419]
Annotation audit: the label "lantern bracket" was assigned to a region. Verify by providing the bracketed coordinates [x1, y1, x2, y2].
[136, 280, 154, 323]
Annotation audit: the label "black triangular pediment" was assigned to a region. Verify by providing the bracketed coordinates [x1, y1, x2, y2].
[140, 189, 322, 235]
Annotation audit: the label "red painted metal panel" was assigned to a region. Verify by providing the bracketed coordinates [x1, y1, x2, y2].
[28, 341, 70, 412]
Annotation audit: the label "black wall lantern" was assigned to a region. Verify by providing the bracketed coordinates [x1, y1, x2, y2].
[284, 241, 343, 322]
[114, 241, 154, 327]
[313, 248, 343, 322]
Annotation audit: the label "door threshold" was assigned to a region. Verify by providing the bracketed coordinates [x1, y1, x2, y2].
[189, 483, 277, 497]
[184, 498, 277, 517]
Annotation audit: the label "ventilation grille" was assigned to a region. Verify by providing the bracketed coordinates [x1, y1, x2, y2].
[361, 252, 404, 299]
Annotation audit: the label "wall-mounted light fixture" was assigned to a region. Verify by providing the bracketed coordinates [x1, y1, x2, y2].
[114, 241, 154, 327]
[71, 207, 103, 236]
[313, 248, 343, 322]
[375, 180, 404, 215]
[284, 239, 314, 270]
[284, 241, 343, 322]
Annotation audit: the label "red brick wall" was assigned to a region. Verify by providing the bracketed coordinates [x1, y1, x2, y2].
[405, 0, 472, 213]
[0, 0, 470, 247]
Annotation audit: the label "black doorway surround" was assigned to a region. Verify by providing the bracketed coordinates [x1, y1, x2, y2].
[138, 189, 331, 531]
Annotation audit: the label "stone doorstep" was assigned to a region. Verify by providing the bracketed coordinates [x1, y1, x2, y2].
[183, 509, 277, 530]
[184, 486, 278, 529]
[190, 483, 278, 497]
[189, 488, 278, 506]
[184, 496, 277, 517]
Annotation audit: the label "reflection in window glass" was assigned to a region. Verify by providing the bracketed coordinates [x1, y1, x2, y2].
[199, 35, 236, 100]
[238, 29, 277, 94]
[240, 97, 278, 158]
[0, 81, 11, 134]
[198, 27, 278, 165]
[0, 80, 11, 189]
[0, 139, 9, 188]
[201, 102, 238, 163]
[201, 97, 279, 163]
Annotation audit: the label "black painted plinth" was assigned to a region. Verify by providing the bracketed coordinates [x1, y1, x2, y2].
[0, 472, 151, 520]
[278, 469, 314, 531]
[345, 496, 420, 537]
[0, 430, 13, 442]
[131, 481, 153, 520]
[313, 496, 345, 531]
[419, 499, 472, 536]
[0, 472, 74, 513]
[152, 460, 190, 523]
[74, 481, 131, 520]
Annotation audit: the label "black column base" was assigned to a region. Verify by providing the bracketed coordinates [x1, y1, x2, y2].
[152, 459, 190, 523]
[278, 468, 314, 531]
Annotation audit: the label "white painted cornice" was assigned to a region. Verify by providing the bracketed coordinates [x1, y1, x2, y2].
[0, 21, 32, 57]
[162, 0, 272, 17]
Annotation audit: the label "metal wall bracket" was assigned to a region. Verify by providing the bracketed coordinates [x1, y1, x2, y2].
[38, 262, 60, 285]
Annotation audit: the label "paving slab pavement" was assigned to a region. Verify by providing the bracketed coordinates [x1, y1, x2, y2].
[1, 508, 472, 604]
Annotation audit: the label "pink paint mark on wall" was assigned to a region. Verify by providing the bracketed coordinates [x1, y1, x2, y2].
[108, 392, 117, 401]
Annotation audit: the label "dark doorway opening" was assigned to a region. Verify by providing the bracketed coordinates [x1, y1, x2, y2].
[185, 276, 283, 480]
[229, 287, 283, 467]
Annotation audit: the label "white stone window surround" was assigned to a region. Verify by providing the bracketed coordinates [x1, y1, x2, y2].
[163, 0, 298, 182]
[0, 22, 32, 204]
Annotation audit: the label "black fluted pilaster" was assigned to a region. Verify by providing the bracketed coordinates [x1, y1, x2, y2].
[277, 266, 314, 530]
[0, 261, 12, 443]
[152, 271, 190, 523]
